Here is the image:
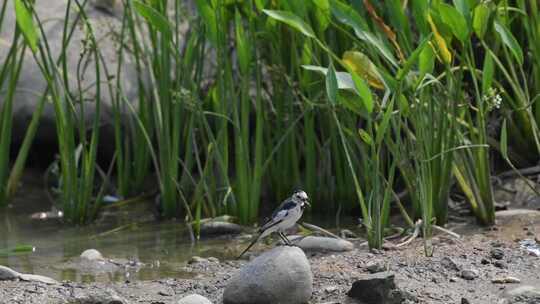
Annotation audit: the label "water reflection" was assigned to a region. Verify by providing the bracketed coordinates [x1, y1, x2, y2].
[0, 178, 235, 282]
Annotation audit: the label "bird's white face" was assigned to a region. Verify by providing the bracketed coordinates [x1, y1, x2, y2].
[295, 191, 308, 201]
[293, 190, 310, 208]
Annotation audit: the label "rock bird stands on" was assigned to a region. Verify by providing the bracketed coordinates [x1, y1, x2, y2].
[238, 190, 310, 258]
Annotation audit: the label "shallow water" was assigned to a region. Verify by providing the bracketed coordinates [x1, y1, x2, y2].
[0, 202, 237, 282]
[0, 170, 353, 283]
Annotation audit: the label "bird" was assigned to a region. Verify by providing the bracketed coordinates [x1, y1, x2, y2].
[237, 189, 310, 259]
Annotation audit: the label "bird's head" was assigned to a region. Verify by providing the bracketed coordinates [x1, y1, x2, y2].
[292, 190, 310, 209]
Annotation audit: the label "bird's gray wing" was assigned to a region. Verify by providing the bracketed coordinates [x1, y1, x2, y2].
[259, 209, 287, 231]
[259, 198, 296, 231]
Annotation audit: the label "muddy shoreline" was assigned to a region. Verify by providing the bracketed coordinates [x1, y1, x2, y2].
[1, 211, 539, 304]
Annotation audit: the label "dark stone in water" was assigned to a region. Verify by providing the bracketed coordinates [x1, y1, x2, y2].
[200, 221, 243, 236]
[347, 272, 401, 304]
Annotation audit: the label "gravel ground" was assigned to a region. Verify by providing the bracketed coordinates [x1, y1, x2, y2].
[1, 211, 539, 304]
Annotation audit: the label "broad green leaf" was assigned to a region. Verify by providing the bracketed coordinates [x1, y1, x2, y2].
[386, 0, 409, 34]
[396, 34, 432, 81]
[339, 91, 367, 116]
[494, 20, 523, 65]
[411, 0, 429, 36]
[452, 0, 471, 23]
[302, 65, 356, 91]
[419, 44, 435, 75]
[438, 3, 469, 43]
[326, 63, 338, 105]
[329, 0, 368, 32]
[350, 71, 374, 113]
[329, 0, 396, 67]
[500, 119, 508, 159]
[313, 0, 331, 32]
[303, 64, 372, 113]
[14, 0, 38, 52]
[472, 3, 491, 39]
[342, 51, 385, 89]
[263, 10, 315, 38]
[481, 53, 494, 95]
[355, 31, 398, 68]
[133, 1, 172, 36]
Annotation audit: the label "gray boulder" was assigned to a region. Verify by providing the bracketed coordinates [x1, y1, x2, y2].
[0, 265, 21, 280]
[291, 236, 354, 252]
[0, 0, 142, 156]
[177, 294, 213, 304]
[223, 246, 312, 304]
[0, 265, 58, 284]
[18, 273, 58, 285]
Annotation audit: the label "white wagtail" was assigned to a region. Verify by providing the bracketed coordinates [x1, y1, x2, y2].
[237, 190, 310, 258]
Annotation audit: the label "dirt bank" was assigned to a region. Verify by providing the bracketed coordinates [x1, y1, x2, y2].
[1, 211, 539, 304]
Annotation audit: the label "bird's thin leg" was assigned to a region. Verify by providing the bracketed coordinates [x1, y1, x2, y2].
[277, 232, 289, 246]
[279, 232, 293, 246]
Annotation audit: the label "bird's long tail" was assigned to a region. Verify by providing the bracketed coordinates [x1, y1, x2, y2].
[237, 232, 261, 259]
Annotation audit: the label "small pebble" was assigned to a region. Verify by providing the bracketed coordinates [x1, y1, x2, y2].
[441, 257, 460, 271]
[365, 261, 385, 273]
[450, 277, 459, 282]
[324, 286, 338, 293]
[481, 258, 490, 265]
[490, 248, 505, 260]
[491, 241, 504, 247]
[461, 269, 479, 280]
[158, 290, 172, 296]
[370, 248, 382, 255]
[493, 261, 507, 269]
[461, 298, 471, 304]
[207, 257, 219, 263]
